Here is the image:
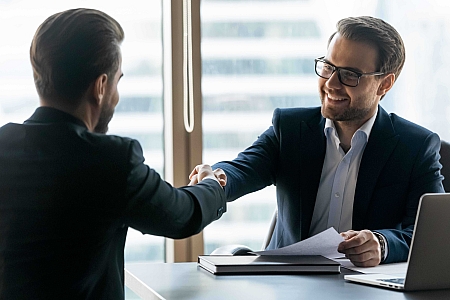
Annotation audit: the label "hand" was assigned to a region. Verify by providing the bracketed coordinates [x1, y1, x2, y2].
[337, 229, 382, 267]
[188, 164, 227, 187]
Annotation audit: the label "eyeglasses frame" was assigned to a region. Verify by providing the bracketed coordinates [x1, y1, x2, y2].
[314, 56, 385, 87]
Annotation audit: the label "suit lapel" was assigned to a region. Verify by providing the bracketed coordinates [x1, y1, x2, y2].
[352, 106, 399, 229]
[299, 115, 326, 239]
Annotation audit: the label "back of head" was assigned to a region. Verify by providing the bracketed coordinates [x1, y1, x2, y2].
[328, 16, 405, 82]
[30, 8, 124, 106]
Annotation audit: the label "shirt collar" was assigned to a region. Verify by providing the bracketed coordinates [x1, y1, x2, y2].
[324, 106, 378, 148]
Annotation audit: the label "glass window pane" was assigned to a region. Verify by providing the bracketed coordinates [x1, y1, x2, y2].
[200, 0, 388, 253]
[0, 0, 164, 268]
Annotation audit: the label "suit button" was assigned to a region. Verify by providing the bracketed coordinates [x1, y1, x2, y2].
[217, 206, 224, 217]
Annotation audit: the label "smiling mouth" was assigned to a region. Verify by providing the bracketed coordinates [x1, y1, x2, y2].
[327, 94, 348, 101]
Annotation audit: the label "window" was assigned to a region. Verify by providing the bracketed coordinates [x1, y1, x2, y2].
[201, 0, 322, 253]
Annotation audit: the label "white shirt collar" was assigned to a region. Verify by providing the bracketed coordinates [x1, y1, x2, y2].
[324, 106, 378, 149]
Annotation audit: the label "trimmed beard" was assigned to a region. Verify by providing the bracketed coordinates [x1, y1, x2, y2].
[320, 92, 377, 122]
[94, 103, 114, 134]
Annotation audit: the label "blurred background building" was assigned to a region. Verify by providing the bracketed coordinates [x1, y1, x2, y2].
[1, 0, 450, 298]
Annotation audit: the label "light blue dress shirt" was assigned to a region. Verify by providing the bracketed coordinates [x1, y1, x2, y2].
[309, 110, 377, 236]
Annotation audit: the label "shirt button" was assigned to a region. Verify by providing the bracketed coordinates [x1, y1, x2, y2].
[335, 192, 340, 198]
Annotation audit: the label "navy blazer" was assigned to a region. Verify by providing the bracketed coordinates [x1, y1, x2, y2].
[0, 107, 226, 299]
[214, 106, 444, 264]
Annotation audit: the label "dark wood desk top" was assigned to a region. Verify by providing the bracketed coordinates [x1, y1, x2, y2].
[125, 262, 450, 300]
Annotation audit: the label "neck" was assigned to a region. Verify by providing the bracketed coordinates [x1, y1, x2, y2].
[333, 120, 364, 152]
[39, 98, 99, 132]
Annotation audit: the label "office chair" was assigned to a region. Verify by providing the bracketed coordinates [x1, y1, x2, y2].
[440, 140, 450, 192]
[211, 140, 450, 255]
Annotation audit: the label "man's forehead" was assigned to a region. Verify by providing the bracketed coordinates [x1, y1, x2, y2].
[325, 33, 379, 72]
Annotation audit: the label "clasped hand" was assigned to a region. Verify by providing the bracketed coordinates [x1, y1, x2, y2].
[338, 229, 382, 267]
[188, 164, 227, 187]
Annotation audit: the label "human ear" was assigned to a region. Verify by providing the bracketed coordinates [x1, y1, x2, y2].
[92, 74, 108, 106]
[377, 73, 395, 96]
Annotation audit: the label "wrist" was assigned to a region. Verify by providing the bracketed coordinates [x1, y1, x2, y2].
[372, 231, 386, 263]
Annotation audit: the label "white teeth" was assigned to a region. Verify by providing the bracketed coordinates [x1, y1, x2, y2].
[327, 94, 346, 101]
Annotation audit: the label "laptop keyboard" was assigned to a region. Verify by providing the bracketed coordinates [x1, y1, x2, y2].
[379, 278, 405, 285]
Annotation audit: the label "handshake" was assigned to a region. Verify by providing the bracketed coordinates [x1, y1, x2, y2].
[188, 164, 227, 188]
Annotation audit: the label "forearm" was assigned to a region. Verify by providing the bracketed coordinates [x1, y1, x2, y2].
[123, 141, 226, 239]
[213, 127, 280, 201]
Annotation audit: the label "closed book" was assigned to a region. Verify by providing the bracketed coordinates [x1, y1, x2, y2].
[198, 255, 340, 275]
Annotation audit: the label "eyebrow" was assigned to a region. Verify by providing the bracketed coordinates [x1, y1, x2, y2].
[322, 58, 363, 73]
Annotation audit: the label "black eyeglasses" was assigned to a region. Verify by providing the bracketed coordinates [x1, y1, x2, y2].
[314, 56, 384, 87]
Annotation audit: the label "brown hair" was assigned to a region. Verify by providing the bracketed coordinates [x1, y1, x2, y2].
[328, 16, 405, 81]
[30, 8, 124, 105]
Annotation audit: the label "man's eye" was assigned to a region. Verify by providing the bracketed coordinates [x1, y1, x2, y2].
[341, 70, 358, 78]
[323, 64, 333, 71]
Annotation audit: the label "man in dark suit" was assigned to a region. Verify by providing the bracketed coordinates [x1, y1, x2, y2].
[0, 8, 227, 299]
[190, 16, 444, 267]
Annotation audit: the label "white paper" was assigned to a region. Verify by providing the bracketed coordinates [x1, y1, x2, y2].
[335, 258, 408, 275]
[253, 227, 345, 259]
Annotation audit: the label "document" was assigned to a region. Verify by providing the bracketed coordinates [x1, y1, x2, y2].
[337, 258, 408, 275]
[198, 255, 341, 275]
[253, 227, 345, 259]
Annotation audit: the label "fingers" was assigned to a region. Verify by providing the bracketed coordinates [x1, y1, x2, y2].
[188, 164, 227, 187]
[195, 164, 214, 182]
[340, 230, 358, 240]
[339, 230, 371, 250]
[188, 174, 198, 186]
[213, 168, 227, 187]
[189, 165, 200, 180]
[347, 256, 380, 267]
[338, 230, 381, 267]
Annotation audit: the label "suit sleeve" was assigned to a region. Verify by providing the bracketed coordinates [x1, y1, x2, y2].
[122, 140, 226, 239]
[212, 112, 281, 202]
[378, 132, 444, 263]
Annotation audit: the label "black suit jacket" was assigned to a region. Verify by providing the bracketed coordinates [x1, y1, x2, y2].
[214, 106, 443, 264]
[0, 107, 226, 299]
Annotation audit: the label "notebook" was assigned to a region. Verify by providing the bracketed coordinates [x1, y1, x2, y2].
[344, 193, 450, 291]
[198, 255, 340, 275]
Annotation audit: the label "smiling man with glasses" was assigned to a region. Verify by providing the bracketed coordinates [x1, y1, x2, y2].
[190, 16, 444, 267]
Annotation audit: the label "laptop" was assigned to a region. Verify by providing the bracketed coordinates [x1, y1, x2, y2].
[344, 193, 450, 291]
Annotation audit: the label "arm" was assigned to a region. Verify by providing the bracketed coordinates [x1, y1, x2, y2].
[381, 132, 444, 263]
[211, 118, 281, 202]
[339, 132, 444, 266]
[122, 141, 227, 239]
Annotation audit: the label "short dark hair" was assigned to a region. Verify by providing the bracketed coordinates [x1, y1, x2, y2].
[30, 8, 124, 105]
[328, 16, 405, 81]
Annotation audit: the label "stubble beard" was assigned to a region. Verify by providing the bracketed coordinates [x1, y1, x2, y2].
[320, 92, 376, 122]
[94, 103, 115, 134]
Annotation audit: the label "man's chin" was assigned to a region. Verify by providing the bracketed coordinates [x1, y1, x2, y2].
[94, 126, 109, 134]
[93, 120, 110, 134]
[94, 108, 114, 134]
[322, 107, 347, 121]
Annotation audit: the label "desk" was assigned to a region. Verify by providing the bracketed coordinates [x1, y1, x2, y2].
[125, 262, 450, 300]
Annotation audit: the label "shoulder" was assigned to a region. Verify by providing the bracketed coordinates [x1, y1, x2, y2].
[76, 129, 145, 166]
[273, 106, 322, 120]
[388, 112, 437, 139]
[272, 106, 323, 128]
[378, 111, 441, 156]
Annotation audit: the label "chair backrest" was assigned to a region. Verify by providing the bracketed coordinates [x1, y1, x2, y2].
[261, 209, 277, 250]
[440, 140, 450, 192]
